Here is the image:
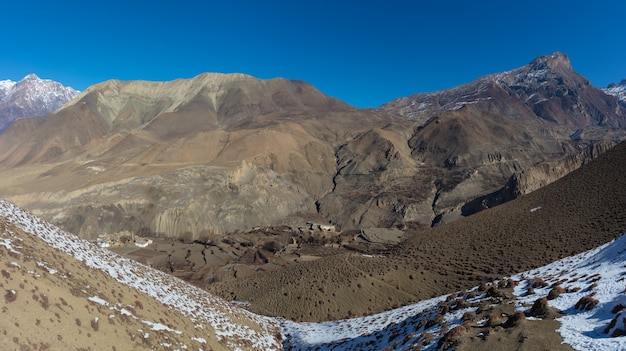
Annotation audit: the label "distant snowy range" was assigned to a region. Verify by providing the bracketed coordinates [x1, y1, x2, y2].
[0, 74, 78, 131]
[1, 196, 625, 350]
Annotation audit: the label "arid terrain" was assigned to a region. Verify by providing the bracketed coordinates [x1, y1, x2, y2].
[1, 141, 625, 351]
[0, 199, 282, 351]
[209, 141, 626, 322]
[0, 52, 625, 350]
[0, 54, 624, 243]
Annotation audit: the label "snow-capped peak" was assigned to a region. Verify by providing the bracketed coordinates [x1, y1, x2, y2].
[22, 73, 41, 81]
[0, 73, 80, 131]
[0, 79, 16, 97]
[604, 79, 626, 104]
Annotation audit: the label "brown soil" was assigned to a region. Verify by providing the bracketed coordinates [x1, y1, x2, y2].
[208, 142, 626, 322]
[0, 216, 281, 350]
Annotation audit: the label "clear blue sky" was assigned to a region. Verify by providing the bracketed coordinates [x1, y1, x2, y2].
[2, 0, 625, 108]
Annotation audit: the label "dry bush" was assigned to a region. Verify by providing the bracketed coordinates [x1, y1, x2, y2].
[75, 318, 81, 327]
[91, 318, 99, 332]
[4, 290, 17, 303]
[437, 325, 467, 350]
[486, 313, 504, 327]
[503, 311, 526, 328]
[424, 314, 445, 329]
[612, 304, 626, 314]
[453, 299, 469, 310]
[497, 278, 518, 289]
[575, 295, 599, 310]
[421, 332, 435, 346]
[604, 310, 626, 336]
[528, 297, 549, 317]
[39, 294, 49, 309]
[462, 311, 476, 322]
[547, 286, 566, 300]
[530, 277, 548, 288]
[486, 286, 506, 298]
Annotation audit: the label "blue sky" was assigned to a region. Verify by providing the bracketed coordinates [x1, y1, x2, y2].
[2, 0, 625, 108]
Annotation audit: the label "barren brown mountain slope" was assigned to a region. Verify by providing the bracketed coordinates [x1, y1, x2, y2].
[0, 55, 624, 241]
[0, 73, 403, 239]
[0, 199, 282, 350]
[209, 141, 626, 322]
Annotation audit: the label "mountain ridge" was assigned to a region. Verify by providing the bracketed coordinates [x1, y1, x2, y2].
[0, 53, 624, 240]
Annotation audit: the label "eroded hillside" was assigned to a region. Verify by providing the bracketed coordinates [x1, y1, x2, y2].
[209, 141, 626, 322]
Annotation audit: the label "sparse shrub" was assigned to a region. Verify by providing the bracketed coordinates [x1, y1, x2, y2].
[612, 304, 626, 314]
[503, 311, 526, 328]
[39, 294, 49, 309]
[528, 297, 549, 317]
[135, 300, 144, 310]
[604, 310, 626, 336]
[486, 286, 506, 298]
[422, 332, 435, 345]
[1, 270, 10, 280]
[487, 313, 504, 327]
[575, 295, 599, 311]
[547, 286, 566, 300]
[437, 325, 467, 350]
[462, 311, 476, 322]
[415, 318, 428, 331]
[75, 318, 81, 327]
[454, 299, 469, 310]
[125, 305, 137, 315]
[530, 277, 548, 288]
[497, 279, 517, 289]
[91, 318, 99, 332]
[4, 290, 17, 303]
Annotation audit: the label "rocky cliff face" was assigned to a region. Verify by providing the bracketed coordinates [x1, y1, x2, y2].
[458, 140, 617, 220]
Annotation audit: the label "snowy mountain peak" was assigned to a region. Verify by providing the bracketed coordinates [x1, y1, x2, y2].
[0, 74, 79, 131]
[22, 73, 41, 81]
[604, 79, 626, 105]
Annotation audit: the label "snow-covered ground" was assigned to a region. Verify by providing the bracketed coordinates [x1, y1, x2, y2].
[0, 198, 281, 351]
[282, 233, 626, 350]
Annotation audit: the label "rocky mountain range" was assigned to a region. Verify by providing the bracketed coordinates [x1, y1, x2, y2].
[0, 53, 624, 241]
[0, 74, 79, 131]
